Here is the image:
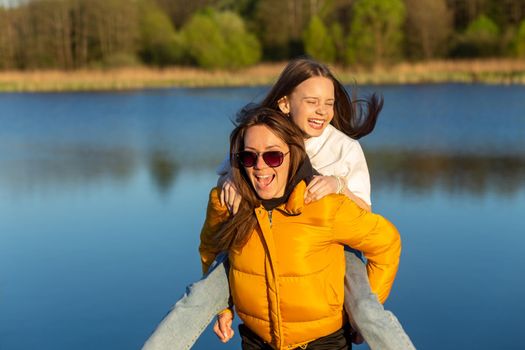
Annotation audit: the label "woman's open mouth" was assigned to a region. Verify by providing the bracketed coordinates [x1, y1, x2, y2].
[255, 174, 275, 188]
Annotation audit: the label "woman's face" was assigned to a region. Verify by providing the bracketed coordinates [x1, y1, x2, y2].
[279, 76, 335, 138]
[243, 125, 290, 200]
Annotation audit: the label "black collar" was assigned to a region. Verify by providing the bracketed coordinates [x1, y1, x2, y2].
[260, 156, 316, 211]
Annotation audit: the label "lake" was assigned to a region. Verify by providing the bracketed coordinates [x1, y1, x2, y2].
[1, 84, 524, 350]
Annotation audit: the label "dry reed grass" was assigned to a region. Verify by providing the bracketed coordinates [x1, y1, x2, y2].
[334, 59, 525, 85]
[1, 59, 525, 92]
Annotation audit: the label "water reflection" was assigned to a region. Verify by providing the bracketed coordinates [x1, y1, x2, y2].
[2, 144, 524, 198]
[148, 150, 180, 194]
[0, 144, 136, 194]
[368, 150, 525, 197]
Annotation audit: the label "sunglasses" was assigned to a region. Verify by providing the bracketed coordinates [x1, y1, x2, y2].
[236, 150, 289, 168]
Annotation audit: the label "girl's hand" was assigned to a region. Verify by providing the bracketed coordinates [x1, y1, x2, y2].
[304, 175, 343, 204]
[213, 310, 234, 343]
[219, 175, 241, 215]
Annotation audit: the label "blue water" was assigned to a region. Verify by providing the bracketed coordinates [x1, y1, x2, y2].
[1, 84, 524, 349]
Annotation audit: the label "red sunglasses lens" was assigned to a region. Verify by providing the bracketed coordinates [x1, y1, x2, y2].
[237, 151, 257, 167]
[237, 151, 284, 168]
[262, 151, 284, 167]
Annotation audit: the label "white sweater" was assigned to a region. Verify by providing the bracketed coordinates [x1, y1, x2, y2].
[305, 124, 371, 205]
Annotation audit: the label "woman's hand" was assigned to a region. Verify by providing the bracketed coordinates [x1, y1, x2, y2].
[213, 310, 234, 343]
[218, 175, 241, 215]
[304, 175, 341, 204]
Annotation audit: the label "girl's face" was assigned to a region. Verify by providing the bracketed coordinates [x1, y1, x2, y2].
[279, 76, 335, 138]
[242, 125, 290, 200]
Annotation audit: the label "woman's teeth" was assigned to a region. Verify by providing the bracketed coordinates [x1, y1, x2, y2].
[256, 174, 273, 186]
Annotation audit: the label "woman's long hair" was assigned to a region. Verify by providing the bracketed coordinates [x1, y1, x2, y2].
[254, 57, 383, 140]
[214, 108, 307, 251]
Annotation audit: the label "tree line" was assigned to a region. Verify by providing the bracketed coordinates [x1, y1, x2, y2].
[1, 0, 525, 70]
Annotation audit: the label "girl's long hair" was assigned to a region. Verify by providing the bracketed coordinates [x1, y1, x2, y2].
[254, 57, 383, 140]
[213, 108, 306, 251]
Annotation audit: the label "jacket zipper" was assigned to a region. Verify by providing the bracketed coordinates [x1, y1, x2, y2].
[268, 209, 273, 227]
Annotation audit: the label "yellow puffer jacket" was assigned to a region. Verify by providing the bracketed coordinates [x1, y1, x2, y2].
[199, 181, 401, 350]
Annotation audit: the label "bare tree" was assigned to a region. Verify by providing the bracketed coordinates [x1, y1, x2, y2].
[0, 6, 17, 68]
[155, 0, 219, 27]
[87, 0, 139, 63]
[254, 0, 312, 58]
[447, 0, 488, 29]
[72, 0, 89, 67]
[51, 0, 74, 69]
[405, 0, 453, 59]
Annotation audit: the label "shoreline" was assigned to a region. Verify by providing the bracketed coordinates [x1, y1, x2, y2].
[1, 59, 525, 92]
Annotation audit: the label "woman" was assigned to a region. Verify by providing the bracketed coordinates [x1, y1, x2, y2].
[217, 58, 413, 348]
[200, 107, 400, 349]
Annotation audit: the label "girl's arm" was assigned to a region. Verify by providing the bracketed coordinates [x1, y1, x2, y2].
[305, 175, 371, 211]
[305, 138, 372, 210]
